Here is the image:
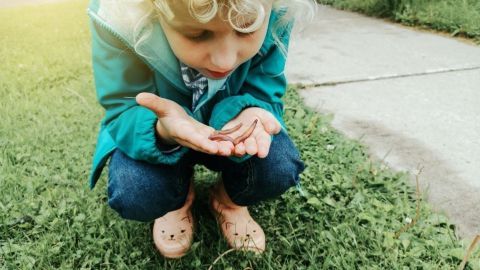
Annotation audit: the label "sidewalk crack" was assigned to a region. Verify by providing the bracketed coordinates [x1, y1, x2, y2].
[298, 65, 480, 89]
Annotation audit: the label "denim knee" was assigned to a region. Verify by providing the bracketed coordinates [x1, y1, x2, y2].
[107, 150, 191, 222]
[226, 130, 305, 206]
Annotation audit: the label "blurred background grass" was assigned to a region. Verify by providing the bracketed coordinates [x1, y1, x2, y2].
[318, 0, 480, 43]
[0, 0, 479, 269]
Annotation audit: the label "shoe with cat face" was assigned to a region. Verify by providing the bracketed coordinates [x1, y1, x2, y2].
[209, 185, 265, 253]
[153, 183, 194, 259]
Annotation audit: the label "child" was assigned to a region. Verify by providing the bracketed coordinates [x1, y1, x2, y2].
[87, 0, 314, 258]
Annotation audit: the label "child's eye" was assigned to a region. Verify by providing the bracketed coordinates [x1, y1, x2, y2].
[185, 31, 212, 41]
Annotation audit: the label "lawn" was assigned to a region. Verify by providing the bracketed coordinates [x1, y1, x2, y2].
[0, 0, 479, 269]
[318, 0, 480, 44]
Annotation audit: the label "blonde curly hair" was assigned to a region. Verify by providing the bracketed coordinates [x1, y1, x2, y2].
[132, 0, 316, 58]
[154, 0, 271, 33]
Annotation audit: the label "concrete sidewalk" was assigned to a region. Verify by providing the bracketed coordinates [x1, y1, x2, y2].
[286, 5, 480, 239]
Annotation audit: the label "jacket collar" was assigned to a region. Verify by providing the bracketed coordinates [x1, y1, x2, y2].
[88, 0, 194, 93]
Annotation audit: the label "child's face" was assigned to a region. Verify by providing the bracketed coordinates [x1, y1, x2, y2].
[159, 2, 272, 79]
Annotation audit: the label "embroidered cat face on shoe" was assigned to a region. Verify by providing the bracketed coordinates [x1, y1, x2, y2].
[153, 209, 194, 258]
[158, 216, 192, 242]
[152, 182, 195, 259]
[224, 219, 265, 252]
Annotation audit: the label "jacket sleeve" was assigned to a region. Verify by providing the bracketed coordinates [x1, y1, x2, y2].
[208, 22, 292, 133]
[90, 19, 188, 165]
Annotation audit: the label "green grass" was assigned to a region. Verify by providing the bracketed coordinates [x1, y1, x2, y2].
[1, 1, 479, 269]
[318, 0, 480, 44]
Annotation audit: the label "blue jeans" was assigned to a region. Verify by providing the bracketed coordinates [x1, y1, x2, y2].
[107, 130, 305, 222]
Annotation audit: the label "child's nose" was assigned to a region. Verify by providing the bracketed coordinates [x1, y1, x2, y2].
[210, 40, 237, 71]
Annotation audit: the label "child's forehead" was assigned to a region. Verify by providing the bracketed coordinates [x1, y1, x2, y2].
[165, 11, 222, 30]
[160, 0, 272, 31]
[162, 2, 219, 27]
[162, 2, 225, 28]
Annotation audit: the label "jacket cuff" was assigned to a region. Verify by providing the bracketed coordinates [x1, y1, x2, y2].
[137, 110, 188, 164]
[154, 123, 182, 153]
[157, 143, 182, 154]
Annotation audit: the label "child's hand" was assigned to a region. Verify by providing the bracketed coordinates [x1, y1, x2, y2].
[221, 107, 282, 158]
[136, 93, 234, 156]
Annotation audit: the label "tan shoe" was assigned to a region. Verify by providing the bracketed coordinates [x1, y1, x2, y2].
[210, 182, 266, 253]
[153, 183, 194, 259]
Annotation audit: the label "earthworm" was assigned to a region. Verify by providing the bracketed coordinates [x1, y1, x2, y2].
[233, 119, 258, 145]
[208, 134, 235, 143]
[214, 122, 242, 135]
[208, 119, 258, 145]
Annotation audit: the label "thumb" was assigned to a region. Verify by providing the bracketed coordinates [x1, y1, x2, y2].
[136, 92, 168, 118]
[259, 110, 281, 134]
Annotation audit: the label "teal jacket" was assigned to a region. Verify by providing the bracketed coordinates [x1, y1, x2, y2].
[87, 0, 292, 189]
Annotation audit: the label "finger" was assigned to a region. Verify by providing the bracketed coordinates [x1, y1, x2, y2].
[244, 137, 258, 156]
[171, 122, 219, 151]
[174, 130, 219, 154]
[257, 111, 281, 134]
[234, 142, 246, 157]
[217, 141, 234, 156]
[264, 120, 282, 135]
[177, 125, 235, 156]
[255, 131, 272, 158]
[262, 118, 281, 135]
[175, 137, 218, 154]
[136, 92, 169, 118]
